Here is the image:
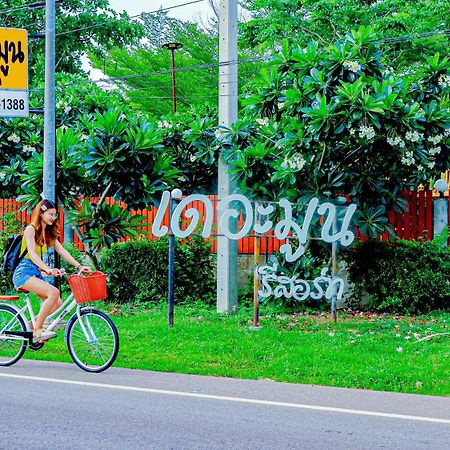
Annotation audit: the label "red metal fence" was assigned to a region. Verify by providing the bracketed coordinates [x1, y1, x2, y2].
[387, 190, 434, 241]
[0, 190, 439, 254]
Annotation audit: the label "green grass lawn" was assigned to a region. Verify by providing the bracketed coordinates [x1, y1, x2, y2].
[21, 301, 449, 396]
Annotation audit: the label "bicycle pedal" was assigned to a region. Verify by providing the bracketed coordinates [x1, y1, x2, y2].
[28, 342, 45, 351]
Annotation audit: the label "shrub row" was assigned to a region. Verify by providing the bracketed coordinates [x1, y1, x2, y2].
[344, 239, 450, 314]
[100, 236, 216, 305]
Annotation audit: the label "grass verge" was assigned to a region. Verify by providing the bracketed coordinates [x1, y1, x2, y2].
[23, 302, 449, 396]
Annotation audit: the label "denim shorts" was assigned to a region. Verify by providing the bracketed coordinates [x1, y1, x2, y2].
[12, 258, 45, 290]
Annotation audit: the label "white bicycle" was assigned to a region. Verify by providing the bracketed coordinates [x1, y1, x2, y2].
[0, 270, 119, 372]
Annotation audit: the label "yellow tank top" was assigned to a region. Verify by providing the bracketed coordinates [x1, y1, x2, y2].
[21, 226, 48, 260]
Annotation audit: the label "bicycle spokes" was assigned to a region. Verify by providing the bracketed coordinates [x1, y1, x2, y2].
[67, 310, 119, 373]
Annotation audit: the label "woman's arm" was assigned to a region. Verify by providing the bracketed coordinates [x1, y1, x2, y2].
[23, 226, 52, 274]
[54, 240, 90, 272]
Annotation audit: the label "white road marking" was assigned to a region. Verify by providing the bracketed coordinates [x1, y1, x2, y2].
[0, 372, 448, 425]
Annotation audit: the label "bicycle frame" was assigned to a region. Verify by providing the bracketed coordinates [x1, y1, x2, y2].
[0, 292, 96, 343]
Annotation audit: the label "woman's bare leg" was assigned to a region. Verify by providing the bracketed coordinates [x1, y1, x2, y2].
[29, 294, 62, 330]
[21, 277, 61, 337]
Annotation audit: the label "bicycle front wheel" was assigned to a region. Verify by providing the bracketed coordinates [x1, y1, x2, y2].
[0, 305, 27, 366]
[66, 308, 119, 373]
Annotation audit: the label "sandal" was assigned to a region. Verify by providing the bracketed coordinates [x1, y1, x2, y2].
[33, 329, 57, 343]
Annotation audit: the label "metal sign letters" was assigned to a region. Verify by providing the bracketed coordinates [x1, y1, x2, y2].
[153, 191, 357, 303]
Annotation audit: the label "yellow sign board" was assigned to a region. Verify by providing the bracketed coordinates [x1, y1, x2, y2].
[0, 28, 28, 90]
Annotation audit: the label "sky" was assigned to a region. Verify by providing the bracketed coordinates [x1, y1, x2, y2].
[107, 0, 213, 22]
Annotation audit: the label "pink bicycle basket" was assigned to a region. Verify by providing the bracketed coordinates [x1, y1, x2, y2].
[68, 271, 107, 304]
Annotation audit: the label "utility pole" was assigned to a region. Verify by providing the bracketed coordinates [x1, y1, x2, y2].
[43, 0, 56, 203]
[217, 0, 238, 313]
[43, 0, 57, 277]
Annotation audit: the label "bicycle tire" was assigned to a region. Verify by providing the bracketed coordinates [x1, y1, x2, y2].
[0, 305, 27, 366]
[66, 308, 119, 373]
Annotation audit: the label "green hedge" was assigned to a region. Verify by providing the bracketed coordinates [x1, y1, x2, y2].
[344, 239, 450, 314]
[100, 236, 216, 305]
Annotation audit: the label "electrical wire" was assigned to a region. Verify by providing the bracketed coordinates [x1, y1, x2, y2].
[0, 0, 64, 15]
[29, 56, 268, 93]
[55, 0, 206, 37]
[380, 29, 450, 43]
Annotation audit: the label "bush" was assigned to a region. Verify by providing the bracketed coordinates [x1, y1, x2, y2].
[344, 239, 450, 314]
[100, 236, 216, 305]
[59, 243, 84, 274]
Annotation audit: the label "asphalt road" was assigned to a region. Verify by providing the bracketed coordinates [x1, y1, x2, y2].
[0, 360, 449, 450]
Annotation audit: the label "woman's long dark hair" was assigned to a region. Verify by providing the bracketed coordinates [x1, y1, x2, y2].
[30, 199, 60, 246]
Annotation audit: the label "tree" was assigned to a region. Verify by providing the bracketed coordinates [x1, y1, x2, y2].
[0, 72, 124, 198]
[19, 106, 182, 267]
[223, 27, 450, 236]
[90, 10, 260, 116]
[240, 0, 450, 69]
[0, 0, 143, 82]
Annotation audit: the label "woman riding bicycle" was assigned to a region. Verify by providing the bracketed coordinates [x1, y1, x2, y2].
[12, 199, 90, 341]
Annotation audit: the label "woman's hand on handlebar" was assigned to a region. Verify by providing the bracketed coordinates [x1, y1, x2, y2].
[78, 265, 91, 274]
[42, 268, 65, 277]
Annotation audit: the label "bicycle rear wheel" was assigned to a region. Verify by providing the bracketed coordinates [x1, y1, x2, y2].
[0, 305, 27, 366]
[66, 308, 119, 373]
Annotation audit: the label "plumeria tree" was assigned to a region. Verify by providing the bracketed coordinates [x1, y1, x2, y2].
[224, 27, 450, 236]
[19, 106, 182, 267]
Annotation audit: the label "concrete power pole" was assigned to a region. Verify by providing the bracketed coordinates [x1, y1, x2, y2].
[217, 0, 238, 313]
[43, 0, 56, 202]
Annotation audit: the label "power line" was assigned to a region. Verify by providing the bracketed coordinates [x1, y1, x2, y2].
[29, 56, 268, 93]
[0, 0, 63, 15]
[380, 29, 450, 43]
[55, 0, 206, 37]
[26, 25, 450, 96]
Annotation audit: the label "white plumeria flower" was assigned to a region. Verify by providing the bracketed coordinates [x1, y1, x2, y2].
[387, 134, 406, 148]
[22, 145, 36, 153]
[7, 133, 20, 143]
[343, 60, 361, 73]
[437, 74, 450, 89]
[285, 153, 306, 171]
[405, 131, 421, 142]
[0, 172, 6, 180]
[256, 117, 269, 126]
[358, 125, 376, 140]
[429, 146, 441, 155]
[429, 135, 443, 145]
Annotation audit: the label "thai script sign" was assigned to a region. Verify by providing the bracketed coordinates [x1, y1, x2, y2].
[152, 191, 357, 262]
[153, 191, 356, 303]
[258, 264, 344, 302]
[0, 28, 28, 118]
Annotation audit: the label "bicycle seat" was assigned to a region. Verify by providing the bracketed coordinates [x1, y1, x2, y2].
[0, 295, 20, 301]
[15, 288, 29, 293]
